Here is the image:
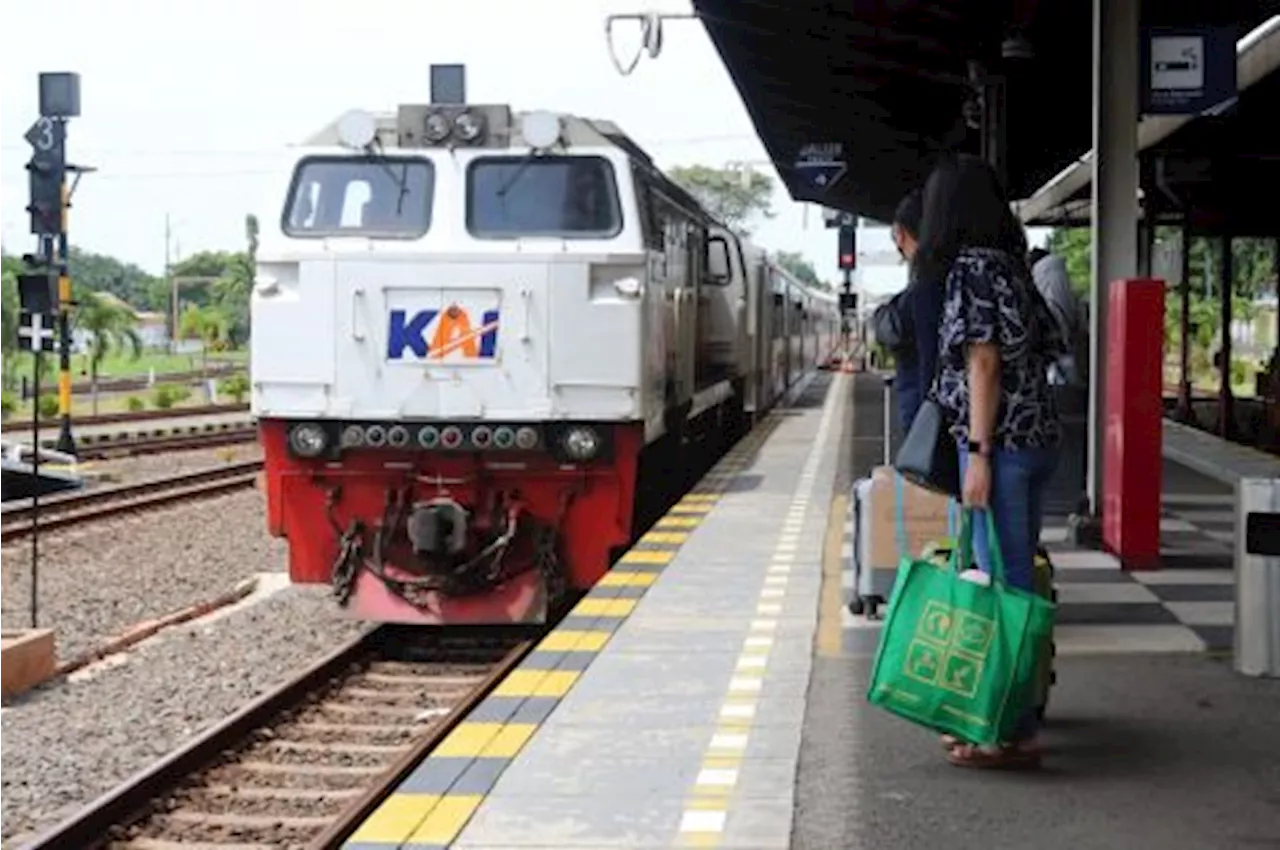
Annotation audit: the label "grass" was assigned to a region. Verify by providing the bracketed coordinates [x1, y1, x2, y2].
[9, 348, 248, 380]
[4, 390, 233, 422]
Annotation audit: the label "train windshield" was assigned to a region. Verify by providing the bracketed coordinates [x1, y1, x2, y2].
[283, 156, 435, 239]
[466, 156, 622, 239]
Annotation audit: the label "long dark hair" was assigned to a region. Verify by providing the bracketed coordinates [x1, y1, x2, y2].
[910, 153, 1027, 289]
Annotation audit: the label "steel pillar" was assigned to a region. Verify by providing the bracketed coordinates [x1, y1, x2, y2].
[1085, 0, 1141, 518]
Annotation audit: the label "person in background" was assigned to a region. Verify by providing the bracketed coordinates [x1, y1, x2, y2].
[871, 188, 924, 430]
[911, 153, 1066, 770]
[1028, 247, 1085, 386]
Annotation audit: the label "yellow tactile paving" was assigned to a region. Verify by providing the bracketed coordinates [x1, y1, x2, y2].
[537, 629, 612, 652]
[406, 793, 485, 843]
[618, 548, 675, 565]
[598, 571, 659, 587]
[571, 597, 638, 617]
[347, 792, 440, 842]
[656, 515, 702, 528]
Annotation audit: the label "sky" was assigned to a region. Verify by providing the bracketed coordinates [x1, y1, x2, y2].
[0, 0, 1047, 299]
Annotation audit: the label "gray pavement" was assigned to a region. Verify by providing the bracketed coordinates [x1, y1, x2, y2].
[795, 650, 1280, 850]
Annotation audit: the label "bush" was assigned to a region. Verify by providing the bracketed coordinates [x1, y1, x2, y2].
[219, 373, 250, 404]
[37, 394, 59, 418]
[152, 385, 177, 410]
[1, 391, 15, 418]
[126, 395, 146, 412]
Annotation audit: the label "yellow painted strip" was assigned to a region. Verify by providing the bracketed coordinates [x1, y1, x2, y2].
[656, 516, 701, 528]
[571, 597, 637, 618]
[598, 571, 658, 587]
[347, 792, 440, 842]
[491, 669, 578, 698]
[684, 797, 731, 811]
[480, 723, 537, 757]
[641, 530, 689, 544]
[538, 630, 610, 652]
[434, 722, 503, 758]
[701, 756, 743, 769]
[670, 503, 714, 514]
[680, 833, 722, 848]
[817, 491, 849, 658]
[681, 493, 719, 502]
[618, 549, 673, 565]
[407, 793, 485, 843]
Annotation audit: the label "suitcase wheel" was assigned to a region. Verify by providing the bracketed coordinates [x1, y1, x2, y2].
[848, 597, 866, 616]
[866, 595, 884, 620]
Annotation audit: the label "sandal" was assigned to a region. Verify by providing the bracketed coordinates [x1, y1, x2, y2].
[941, 734, 961, 750]
[946, 742, 1042, 770]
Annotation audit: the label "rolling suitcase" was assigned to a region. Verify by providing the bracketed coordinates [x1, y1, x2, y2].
[922, 539, 1057, 720]
[847, 376, 896, 619]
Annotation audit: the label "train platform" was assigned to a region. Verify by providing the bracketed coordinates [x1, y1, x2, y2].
[342, 371, 1280, 850]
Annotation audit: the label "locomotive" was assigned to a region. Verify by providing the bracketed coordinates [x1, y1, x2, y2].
[250, 77, 840, 626]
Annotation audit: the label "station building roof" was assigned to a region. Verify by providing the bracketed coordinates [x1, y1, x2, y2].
[693, 1, 1279, 224]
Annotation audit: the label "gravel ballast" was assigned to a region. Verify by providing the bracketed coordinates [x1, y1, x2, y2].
[84, 442, 262, 485]
[0, 584, 369, 846]
[1, 488, 287, 661]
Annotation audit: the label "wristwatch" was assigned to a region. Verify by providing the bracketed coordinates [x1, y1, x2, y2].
[968, 440, 993, 458]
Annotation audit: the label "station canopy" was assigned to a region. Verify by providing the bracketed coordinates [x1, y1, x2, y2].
[692, 0, 1280, 224]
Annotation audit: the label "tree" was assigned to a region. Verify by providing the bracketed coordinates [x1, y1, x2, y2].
[178, 303, 230, 381]
[2, 254, 22, 390]
[775, 251, 828, 290]
[667, 164, 774, 236]
[67, 247, 165, 312]
[171, 250, 253, 345]
[76, 292, 142, 414]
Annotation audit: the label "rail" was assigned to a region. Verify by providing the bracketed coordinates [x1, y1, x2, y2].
[1, 462, 263, 540]
[20, 627, 535, 849]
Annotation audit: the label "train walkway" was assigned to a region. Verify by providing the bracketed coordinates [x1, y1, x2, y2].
[342, 371, 1280, 850]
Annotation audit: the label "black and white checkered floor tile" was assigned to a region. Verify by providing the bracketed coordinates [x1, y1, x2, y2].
[840, 500, 1236, 655]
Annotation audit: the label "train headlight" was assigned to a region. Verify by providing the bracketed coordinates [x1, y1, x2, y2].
[365, 425, 387, 447]
[424, 111, 451, 143]
[561, 426, 600, 461]
[387, 425, 410, 447]
[418, 425, 440, 449]
[454, 111, 485, 143]
[493, 426, 515, 449]
[340, 425, 365, 449]
[289, 422, 328, 458]
[515, 426, 539, 450]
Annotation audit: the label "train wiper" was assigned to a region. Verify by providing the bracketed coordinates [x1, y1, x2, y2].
[365, 147, 411, 215]
[496, 152, 537, 199]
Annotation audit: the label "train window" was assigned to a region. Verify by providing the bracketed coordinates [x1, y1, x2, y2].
[282, 156, 434, 239]
[706, 236, 731, 285]
[467, 156, 622, 239]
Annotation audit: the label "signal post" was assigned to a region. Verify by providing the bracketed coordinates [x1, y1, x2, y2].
[23, 71, 83, 457]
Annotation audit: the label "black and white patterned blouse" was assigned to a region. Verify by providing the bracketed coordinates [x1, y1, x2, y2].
[933, 247, 1065, 451]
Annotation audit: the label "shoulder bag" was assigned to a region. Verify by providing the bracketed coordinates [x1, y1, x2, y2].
[892, 319, 960, 499]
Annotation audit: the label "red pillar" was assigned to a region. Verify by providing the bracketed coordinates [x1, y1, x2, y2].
[1103, 278, 1165, 569]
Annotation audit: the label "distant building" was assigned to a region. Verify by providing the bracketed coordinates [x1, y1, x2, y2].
[70, 291, 171, 353]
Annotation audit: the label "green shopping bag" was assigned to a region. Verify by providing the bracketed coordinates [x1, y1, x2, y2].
[866, 509, 1055, 746]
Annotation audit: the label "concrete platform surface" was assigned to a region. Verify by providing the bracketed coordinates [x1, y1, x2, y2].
[795, 651, 1280, 850]
[343, 372, 843, 849]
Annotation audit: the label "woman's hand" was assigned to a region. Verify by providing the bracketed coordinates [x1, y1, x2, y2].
[963, 455, 992, 508]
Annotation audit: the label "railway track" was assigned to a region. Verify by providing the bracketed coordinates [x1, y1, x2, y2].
[73, 426, 259, 460]
[1, 462, 263, 541]
[23, 627, 534, 850]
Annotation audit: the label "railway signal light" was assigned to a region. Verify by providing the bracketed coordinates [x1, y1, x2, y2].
[837, 224, 857, 270]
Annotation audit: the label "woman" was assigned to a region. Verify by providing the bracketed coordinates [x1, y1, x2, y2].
[871, 188, 924, 430]
[910, 153, 1065, 770]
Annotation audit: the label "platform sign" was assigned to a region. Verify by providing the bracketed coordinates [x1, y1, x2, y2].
[822, 207, 857, 229]
[794, 143, 847, 193]
[1140, 26, 1238, 116]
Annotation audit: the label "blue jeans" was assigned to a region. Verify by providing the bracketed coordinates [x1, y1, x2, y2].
[957, 441, 1059, 740]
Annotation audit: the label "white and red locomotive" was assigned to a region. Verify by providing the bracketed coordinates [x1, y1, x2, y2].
[250, 79, 840, 626]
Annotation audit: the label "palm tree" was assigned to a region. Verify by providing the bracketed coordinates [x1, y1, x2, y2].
[179, 303, 230, 384]
[77, 292, 143, 414]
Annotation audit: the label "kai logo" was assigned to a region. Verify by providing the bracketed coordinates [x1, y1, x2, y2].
[387, 304, 500, 361]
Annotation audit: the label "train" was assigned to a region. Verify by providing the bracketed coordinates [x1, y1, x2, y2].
[249, 84, 842, 626]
